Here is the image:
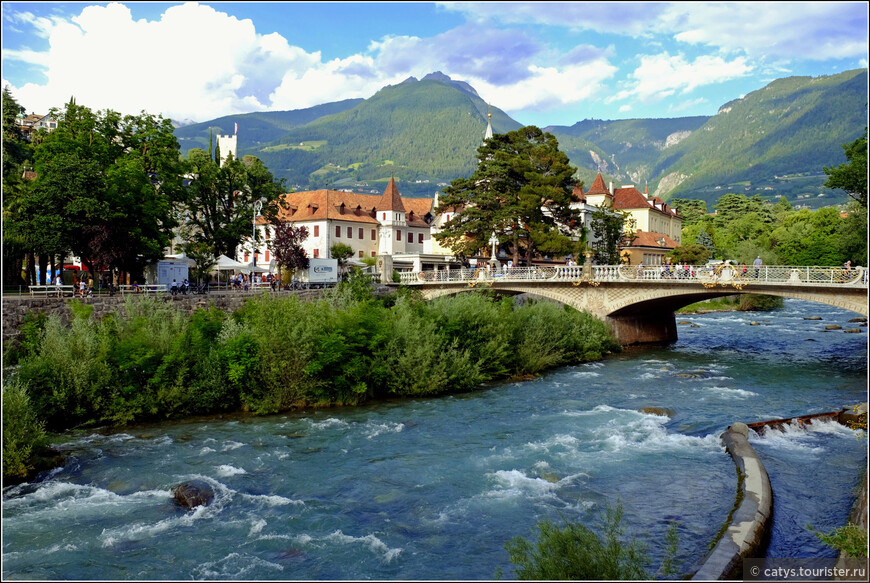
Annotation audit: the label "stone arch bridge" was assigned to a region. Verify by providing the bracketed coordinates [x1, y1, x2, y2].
[396, 264, 869, 345]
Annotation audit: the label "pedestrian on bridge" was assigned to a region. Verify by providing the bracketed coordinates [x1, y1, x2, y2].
[754, 256, 763, 278]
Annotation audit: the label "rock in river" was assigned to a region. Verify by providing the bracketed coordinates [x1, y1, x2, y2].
[171, 480, 214, 509]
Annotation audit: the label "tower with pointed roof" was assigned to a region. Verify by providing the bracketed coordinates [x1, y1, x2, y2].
[583, 173, 614, 207]
[377, 177, 408, 255]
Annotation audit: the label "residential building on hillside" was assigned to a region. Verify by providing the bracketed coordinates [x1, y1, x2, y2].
[17, 112, 57, 141]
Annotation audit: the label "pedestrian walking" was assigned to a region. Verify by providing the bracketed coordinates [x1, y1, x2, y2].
[753, 256, 763, 278]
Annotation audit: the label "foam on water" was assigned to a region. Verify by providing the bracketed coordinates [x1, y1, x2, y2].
[702, 386, 759, 399]
[323, 530, 403, 563]
[192, 552, 284, 579]
[216, 465, 247, 477]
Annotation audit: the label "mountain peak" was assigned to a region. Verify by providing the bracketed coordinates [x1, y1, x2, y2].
[420, 71, 480, 98]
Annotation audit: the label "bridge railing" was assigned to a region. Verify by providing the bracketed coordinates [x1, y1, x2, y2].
[398, 264, 868, 288]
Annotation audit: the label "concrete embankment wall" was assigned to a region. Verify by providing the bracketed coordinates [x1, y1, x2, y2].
[692, 422, 773, 580]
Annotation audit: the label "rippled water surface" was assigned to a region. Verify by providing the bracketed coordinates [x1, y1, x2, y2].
[3, 299, 866, 580]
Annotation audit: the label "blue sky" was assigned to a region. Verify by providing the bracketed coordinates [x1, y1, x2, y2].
[2, 2, 867, 127]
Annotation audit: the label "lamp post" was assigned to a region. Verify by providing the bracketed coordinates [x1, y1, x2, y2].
[488, 231, 500, 270]
[252, 200, 262, 287]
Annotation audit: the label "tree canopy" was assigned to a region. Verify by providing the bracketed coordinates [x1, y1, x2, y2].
[824, 129, 867, 207]
[5, 100, 184, 279]
[435, 126, 581, 265]
[180, 148, 285, 259]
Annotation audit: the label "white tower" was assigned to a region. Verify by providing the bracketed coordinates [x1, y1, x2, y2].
[216, 133, 238, 167]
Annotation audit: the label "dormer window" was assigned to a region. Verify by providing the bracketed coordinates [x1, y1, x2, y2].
[339, 202, 345, 215]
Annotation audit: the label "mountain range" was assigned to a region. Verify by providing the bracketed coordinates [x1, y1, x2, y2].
[173, 69, 868, 208]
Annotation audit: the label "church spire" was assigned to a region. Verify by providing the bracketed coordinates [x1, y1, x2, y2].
[484, 105, 493, 142]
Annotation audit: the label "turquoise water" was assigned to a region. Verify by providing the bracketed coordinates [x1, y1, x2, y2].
[2, 299, 867, 580]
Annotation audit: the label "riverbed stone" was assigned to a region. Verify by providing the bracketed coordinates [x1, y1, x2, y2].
[639, 407, 675, 418]
[804, 316, 823, 320]
[171, 480, 215, 509]
[825, 324, 843, 330]
[844, 328, 863, 333]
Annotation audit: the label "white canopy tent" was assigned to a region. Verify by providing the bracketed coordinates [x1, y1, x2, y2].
[214, 254, 249, 271]
[244, 262, 271, 274]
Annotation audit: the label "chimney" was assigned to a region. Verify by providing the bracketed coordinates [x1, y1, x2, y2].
[609, 181, 613, 194]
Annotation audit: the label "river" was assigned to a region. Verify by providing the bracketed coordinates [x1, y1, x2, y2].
[2, 299, 867, 580]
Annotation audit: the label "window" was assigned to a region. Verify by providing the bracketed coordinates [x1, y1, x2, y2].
[397, 230, 401, 241]
[265, 250, 270, 262]
[407, 232, 413, 243]
[383, 213, 386, 220]
[314, 225, 319, 237]
[244, 252, 249, 262]
[313, 249, 319, 258]
[347, 227, 352, 238]
[371, 251, 376, 257]
[335, 225, 341, 238]
[358, 250, 364, 258]
[371, 229, 376, 240]
[359, 228, 364, 239]
[418, 233, 423, 244]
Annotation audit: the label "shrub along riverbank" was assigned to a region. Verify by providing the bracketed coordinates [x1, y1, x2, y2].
[2, 277, 621, 481]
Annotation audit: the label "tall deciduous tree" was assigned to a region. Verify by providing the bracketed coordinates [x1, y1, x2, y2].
[181, 148, 285, 259]
[9, 101, 184, 280]
[2, 86, 32, 287]
[435, 126, 580, 265]
[824, 129, 867, 207]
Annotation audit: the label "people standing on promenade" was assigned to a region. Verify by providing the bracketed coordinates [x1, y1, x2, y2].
[753, 256, 763, 278]
[55, 273, 63, 297]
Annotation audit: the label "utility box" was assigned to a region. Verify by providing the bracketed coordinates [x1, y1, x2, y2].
[146, 261, 190, 287]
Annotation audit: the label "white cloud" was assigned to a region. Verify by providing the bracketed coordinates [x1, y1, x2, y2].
[663, 2, 868, 61]
[610, 52, 753, 104]
[2, 2, 327, 121]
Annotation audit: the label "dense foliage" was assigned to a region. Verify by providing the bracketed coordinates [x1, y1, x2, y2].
[672, 192, 866, 268]
[435, 126, 581, 265]
[3, 285, 619, 478]
[823, 129, 867, 207]
[4, 98, 184, 284]
[181, 146, 285, 259]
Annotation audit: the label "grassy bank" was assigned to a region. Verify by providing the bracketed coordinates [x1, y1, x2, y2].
[3, 276, 621, 482]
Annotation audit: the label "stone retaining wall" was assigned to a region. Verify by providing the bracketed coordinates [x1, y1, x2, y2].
[692, 422, 773, 580]
[2, 291, 323, 344]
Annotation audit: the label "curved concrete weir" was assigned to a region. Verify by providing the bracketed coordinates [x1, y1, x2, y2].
[692, 422, 773, 580]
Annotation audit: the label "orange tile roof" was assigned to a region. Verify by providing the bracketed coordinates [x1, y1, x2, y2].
[625, 230, 679, 249]
[586, 173, 611, 195]
[274, 185, 434, 226]
[378, 177, 406, 213]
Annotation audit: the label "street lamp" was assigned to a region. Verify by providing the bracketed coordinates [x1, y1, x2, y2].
[252, 200, 262, 286]
[488, 231, 500, 269]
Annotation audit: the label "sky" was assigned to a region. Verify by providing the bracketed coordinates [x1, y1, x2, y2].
[2, 1, 868, 128]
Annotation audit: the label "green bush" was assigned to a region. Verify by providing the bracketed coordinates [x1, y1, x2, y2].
[737, 294, 785, 311]
[377, 297, 486, 396]
[3, 378, 48, 480]
[809, 523, 868, 558]
[503, 503, 652, 580]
